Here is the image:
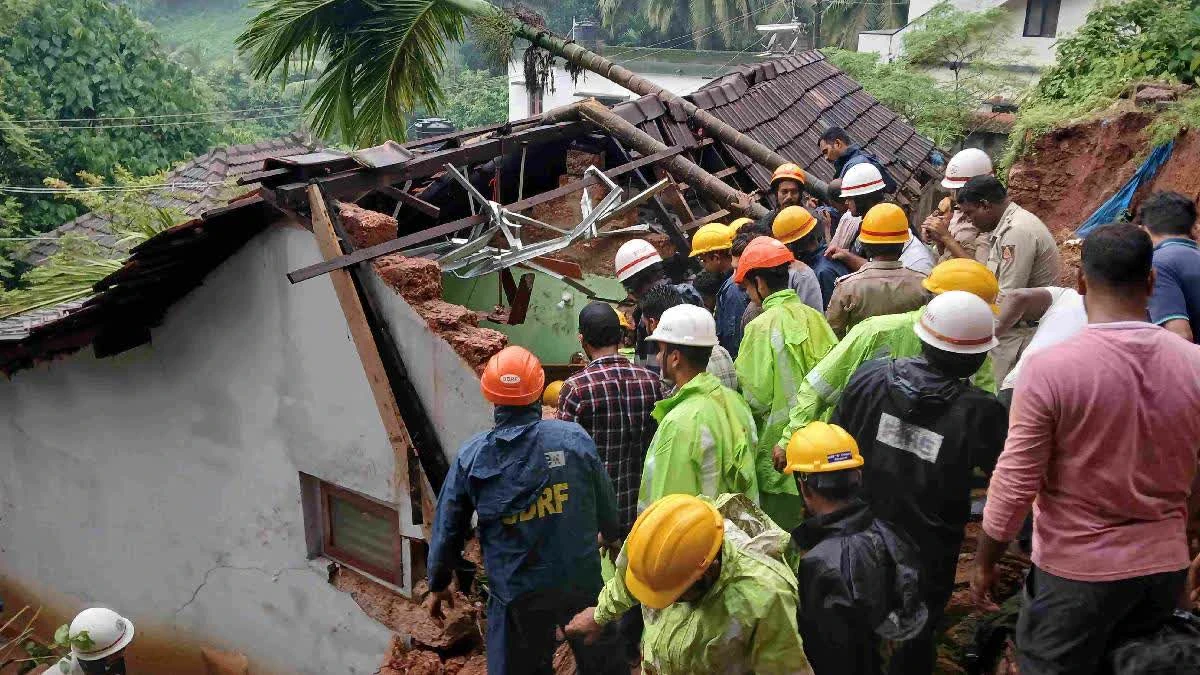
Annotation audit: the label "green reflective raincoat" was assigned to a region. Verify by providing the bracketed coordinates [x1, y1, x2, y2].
[595, 494, 810, 675]
[735, 289, 838, 530]
[637, 371, 761, 512]
[779, 307, 997, 445]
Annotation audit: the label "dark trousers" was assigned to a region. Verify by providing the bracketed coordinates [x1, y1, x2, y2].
[888, 550, 957, 675]
[502, 589, 624, 675]
[1015, 565, 1187, 675]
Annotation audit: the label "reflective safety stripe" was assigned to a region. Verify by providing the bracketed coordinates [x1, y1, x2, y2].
[806, 367, 838, 403]
[770, 328, 799, 406]
[639, 454, 657, 512]
[699, 426, 719, 497]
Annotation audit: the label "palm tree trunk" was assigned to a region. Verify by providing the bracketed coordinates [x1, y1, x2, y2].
[443, 0, 831, 198]
[573, 100, 770, 220]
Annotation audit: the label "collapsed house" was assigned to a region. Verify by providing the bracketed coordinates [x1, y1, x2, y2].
[0, 51, 942, 674]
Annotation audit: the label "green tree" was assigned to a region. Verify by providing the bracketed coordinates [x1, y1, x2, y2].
[597, 0, 761, 49]
[0, 0, 218, 226]
[437, 69, 510, 129]
[817, 0, 909, 50]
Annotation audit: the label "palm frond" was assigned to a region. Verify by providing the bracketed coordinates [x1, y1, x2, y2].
[237, 0, 468, 146]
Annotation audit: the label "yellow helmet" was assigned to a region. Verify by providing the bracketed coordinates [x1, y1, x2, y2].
[783, 421, 864, 475]
[542, 380, 564, 407]
[689, 223, 734, 257]
[625, 494, 723, 610]
[772, 205, 816, 244]
[614, 306, 634, 331]
[729, 217, 754, 234]
[859, 203, 911, 245]
[922, 258, 1000, 313]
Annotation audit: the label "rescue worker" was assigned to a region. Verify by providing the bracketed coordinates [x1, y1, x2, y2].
[831, 291, 1008, 675]
[954, 175, 1061, 382]
[773, 258, 1000, 469]
[732, 226, 770, 328]
[773, 205, 850, 309]
[558, 302, 663, 533]
[818, 127, 896, 197]
[770, 206, 827, 312]
[637, 303, 760, 510]
[734, 236, 838, 529]
[825, 163, 935, 275]
[692, 269, 724, 314]
[640, 283, 738, 390]
[565, 493, 811, 674]
[922, 147, 993, 262]
[754, 163, 808, 231]
[825, 204, 929, 337]
[690, 222, 750, 357]
[614, 238, 703, 369]
[784, 422, 927, 675]
[426, 346, 622, 675]
[46, 608, 135, 675]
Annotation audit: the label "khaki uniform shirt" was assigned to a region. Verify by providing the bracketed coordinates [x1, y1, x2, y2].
[975, 202, 1062, 293]
[938, 210, 983, 263]
[825, 260, 929, 337]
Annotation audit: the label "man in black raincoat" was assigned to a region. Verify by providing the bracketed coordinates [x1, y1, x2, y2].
[782, 421, 927, 675]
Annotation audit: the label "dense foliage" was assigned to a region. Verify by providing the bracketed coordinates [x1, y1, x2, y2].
[0, 0, 217, 224]
[822, 3, 1016, 150]
[1003, 0, 1200, 167]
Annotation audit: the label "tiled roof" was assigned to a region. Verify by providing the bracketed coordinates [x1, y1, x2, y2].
[23, 133, 314, 266]
[691, 51, 939, 198]
[614, 51, 940, 204]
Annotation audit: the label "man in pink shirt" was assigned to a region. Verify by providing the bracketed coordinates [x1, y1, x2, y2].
[971, 223, 1200, 674]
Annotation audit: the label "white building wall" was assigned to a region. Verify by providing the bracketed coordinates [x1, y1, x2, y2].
[859, 0, 1096, 69]
[0, 224, 489, 675]
[508, 62, 715, 120]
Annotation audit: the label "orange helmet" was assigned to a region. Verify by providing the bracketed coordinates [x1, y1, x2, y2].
[733, 236, 795, 283]
[480, 346, 546, 406]
[770, 163, 806, 189]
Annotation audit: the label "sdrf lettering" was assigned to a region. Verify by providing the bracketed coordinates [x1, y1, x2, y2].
[502, 482, 569, 524]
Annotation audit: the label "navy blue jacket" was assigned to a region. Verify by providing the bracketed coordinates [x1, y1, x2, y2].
[834, 145, 897, 194]
[427, 405, 620, 604]
[715, 273, 750, 358]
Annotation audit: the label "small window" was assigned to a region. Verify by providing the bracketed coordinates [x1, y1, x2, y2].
[1023, 0, 1061, 37]
[319, 481, 402, 584]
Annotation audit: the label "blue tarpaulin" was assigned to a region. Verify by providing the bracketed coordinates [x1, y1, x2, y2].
[1076, 141, 1175, 238]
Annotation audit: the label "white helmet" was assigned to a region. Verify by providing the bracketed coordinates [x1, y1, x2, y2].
[942, 148, 993, 189]
[840, 163, 886, 197]
[645, 304, 718, 347]
[914, 290, 999, 354]
[614, 239, 663, 282]
[69, 608, 135, 661]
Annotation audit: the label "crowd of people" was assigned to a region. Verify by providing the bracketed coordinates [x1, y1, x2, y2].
[425, 127, 1200, 675]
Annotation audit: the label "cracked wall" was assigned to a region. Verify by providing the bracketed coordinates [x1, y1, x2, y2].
[0, 226, 410, 674]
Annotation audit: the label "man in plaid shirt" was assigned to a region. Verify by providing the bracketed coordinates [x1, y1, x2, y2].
[558, 302, 663, 532]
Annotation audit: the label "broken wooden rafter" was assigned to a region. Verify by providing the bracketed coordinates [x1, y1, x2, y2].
[273, 121, 590, 209]
[379, 185, 440, 219]
[286, 145, 690, 284]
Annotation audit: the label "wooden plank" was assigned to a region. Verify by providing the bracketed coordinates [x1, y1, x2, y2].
[380, 185, 441, 219]
[307, 185, 423, 544]
[286, 145, 690, 284]
[682, 209, 731, 232]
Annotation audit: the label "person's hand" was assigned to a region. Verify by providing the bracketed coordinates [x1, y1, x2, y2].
[425, 588, 454, 624]
[970, 563, 1001, 613]
[922, 212, 951, 245]
[564, 607, 603, 645]
[597, 533, 621, 560]
[1187, 552, 1200, 605]
[772, 445, 787, 471]
[825, 245, 850, 262]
